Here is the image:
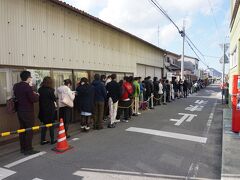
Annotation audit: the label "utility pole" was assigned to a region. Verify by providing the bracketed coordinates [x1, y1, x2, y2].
[158, 25, 159, 47]
[181, 20, 185, 80]
[222, 43, 225, 104]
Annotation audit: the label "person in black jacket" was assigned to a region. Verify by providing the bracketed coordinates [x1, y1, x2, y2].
[92, 74, 107, 130]
[183, 80, 188, 98]
[145, 76, 154, 109]
[106, 74, 121, 128]
[13, 71, 39, 155]
[165, 80, 171, 102]
[76, 77, 95, 131]
[38, 77, 57, 145]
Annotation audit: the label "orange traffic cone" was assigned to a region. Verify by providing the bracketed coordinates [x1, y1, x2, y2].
[52, 118, 73, 153]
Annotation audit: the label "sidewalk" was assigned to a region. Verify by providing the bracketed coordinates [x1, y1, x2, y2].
[221, 108, 240, 180]
[0, 122, 81, 159]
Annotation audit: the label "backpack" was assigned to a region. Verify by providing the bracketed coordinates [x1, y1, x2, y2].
[6, 97, 17, 113]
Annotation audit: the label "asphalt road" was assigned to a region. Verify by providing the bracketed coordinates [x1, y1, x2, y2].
[0, 84, 222, 180]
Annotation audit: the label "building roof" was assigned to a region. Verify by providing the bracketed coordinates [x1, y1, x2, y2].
[165, 51, 181, 58]
[49, 0, 166, 53]
[230, 0, 240, 30]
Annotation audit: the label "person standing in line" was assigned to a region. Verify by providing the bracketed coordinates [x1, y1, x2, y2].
[38, 76, 57, 145]
[173, 79, 178, 99]
[165, 80, 171, 102]
[106, 74, 121, 128]
[178, 79, 184, 98]
[132, 77, 141, 116]
[92, 74, 107, 130]
[158, 79, 164, 105]
[57, 79, 75, 138]
[116, 76, 133, 122]
[100, 75, 106, 85]
[13, 71, 39, 155]
[170, 81, 175, 101]
[183, 80, 188, 98]
[153, 77, 160, 106]
[145, 76, 154, 109]
[128, 76, 134, 118]
[76, 77, 95, 131]
[105, 75, 112, 85]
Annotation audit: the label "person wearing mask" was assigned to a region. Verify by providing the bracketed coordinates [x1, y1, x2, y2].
[106, 74, 121, 128]
[105, 75, 112, 85]
[153, 77, 160, 106]
[132, 77, 141, 116]
[38, 76, 57, 145]
[76, 77, 95, 131]
[92, 74, 107, 130]
[13, 71, 39, 155]
[57, 79, 75, 138]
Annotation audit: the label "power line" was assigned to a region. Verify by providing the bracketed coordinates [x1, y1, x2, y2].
[149, 0, 211, 68]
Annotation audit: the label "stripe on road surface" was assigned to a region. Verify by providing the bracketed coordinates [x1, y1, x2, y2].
[32, 178, 44, 180]
[73, 168, 218, 180]
[0, 167, 16, 180]
[4, 151, 46, 168]
[126, 127, 207, 143]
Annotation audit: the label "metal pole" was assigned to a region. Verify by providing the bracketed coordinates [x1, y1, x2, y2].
[181, 20, 185, 80]
[222, 43, 225, 104]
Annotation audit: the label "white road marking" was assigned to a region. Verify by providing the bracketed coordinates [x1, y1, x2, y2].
[206, 102, 218, 137]
[73, 168, 217, 180]
[170, 113, 197, 126]
[126, 127, 207, 143]
[185, 105, 204, 112]
[32, 178, 44, 180]
[195, 100, 208, 105]
[71, 138, 80, 141]
[4, 151, 46, 168]
[0, 167, 16, 180]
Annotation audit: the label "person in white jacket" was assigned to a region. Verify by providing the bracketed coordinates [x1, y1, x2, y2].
[158, 79, 164, 105]
[57, 79, 75, 138]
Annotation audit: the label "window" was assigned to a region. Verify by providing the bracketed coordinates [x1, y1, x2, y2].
[0, 72, 7, 105]
[27, 69, 50, 91]
[52, 70, 73, 90]
[231, 47, 237, 68]
[74, 71, 88, 87]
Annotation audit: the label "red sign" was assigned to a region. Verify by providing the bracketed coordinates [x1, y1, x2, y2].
[232, 75, 240, 132]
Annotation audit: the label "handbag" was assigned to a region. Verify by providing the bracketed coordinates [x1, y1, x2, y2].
[61, 93, 73, 108]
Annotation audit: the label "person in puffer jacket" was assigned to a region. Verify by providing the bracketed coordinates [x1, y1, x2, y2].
[116, 76, 133, 122]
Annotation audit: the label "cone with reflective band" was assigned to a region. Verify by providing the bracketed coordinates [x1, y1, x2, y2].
[52, 118, 72, 153]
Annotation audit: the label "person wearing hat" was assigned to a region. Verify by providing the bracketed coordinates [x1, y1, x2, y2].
[13, 70, 39, 155]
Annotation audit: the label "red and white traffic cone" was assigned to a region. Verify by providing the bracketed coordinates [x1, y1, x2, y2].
[52, 118, 72, 153]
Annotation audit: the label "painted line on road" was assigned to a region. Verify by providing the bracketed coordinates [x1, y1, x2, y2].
[73, 168, 218, 180]
[4, 151, 46, 168]
[126, 127, 207, 143]
[32, 178, 44, 180]
[0, 167, 16, 179]
[206, 102, 218, 136]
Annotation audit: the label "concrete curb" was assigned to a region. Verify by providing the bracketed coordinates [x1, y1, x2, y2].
[221, 108, 240, 180]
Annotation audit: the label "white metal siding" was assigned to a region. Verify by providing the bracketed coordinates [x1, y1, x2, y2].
[0, 0, 164, 73]
[154, 67, 162, 79]
[146, 66, 155, 78]
[136, 64, 146, 78]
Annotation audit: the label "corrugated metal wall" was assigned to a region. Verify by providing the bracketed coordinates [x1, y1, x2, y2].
[0, 0, 164, 73]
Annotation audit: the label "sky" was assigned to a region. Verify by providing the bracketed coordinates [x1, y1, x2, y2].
[61, 0, 230, 72]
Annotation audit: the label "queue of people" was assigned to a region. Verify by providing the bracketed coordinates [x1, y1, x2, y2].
[12, 70, 206, 155]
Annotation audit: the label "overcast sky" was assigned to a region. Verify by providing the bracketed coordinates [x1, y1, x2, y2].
[61, 0, 230, 72]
